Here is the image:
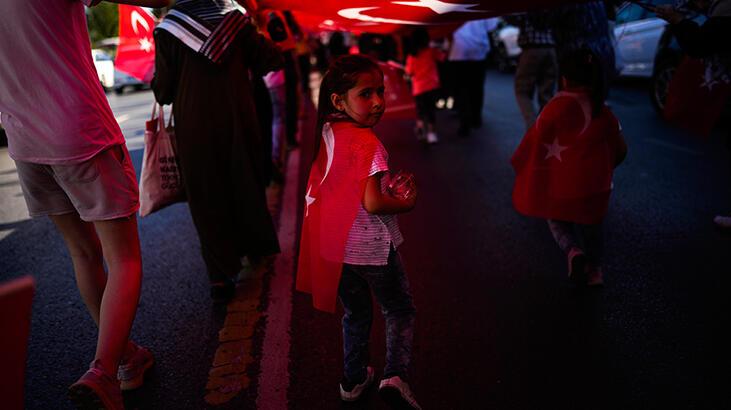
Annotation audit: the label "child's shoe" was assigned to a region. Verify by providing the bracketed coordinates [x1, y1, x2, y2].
[379, 375, 422, 410]
[118, 343, 154, 391]
[68, 360, 124, 410]
[426, 132, 439, 144]
[713, 215, 731, 229]
[567, 247, 587, 285]
[339, 366, 374, 401]
[586, 266, 604, 287]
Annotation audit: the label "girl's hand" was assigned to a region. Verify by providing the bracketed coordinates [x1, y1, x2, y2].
[362, 172, 416, 215]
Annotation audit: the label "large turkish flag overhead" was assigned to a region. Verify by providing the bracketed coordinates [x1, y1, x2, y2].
[258, 0, 572, 33]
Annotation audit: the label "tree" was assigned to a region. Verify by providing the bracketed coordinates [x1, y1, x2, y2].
[87, 3, 119, 46]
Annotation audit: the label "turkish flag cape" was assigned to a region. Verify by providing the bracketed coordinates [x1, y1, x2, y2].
[296, 121, 380, 313]
[663, 57, 731, 137]
[511, 91, 622, 225]
[116, 5, 157, 83]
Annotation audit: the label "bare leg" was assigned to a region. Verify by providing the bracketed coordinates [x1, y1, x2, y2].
[93, 215, 142, 376]
[50, 213, 106, 326]
[50, 213, 142, 376]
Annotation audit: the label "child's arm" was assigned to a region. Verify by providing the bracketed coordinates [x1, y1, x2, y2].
[362, 172, 417, 215]
[614, 131, 628, 167]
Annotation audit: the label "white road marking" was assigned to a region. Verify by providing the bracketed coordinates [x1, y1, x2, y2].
[644, 138, 703, 156]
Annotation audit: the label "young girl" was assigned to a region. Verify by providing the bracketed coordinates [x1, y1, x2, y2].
[405, 28, 446, 144]
[296, 55, 421, 409]
[511, 48, 627, 286]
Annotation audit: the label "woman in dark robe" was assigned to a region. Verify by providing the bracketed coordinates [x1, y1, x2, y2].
[152, 0, 282, 302]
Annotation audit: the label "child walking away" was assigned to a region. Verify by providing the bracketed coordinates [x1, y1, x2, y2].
[511, 48, 627, 286]
[296, 55, 421, 409]
[405, 28, 446, 144]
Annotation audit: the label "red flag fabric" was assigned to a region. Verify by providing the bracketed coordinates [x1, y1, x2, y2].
[663, 57, 731, 137]
[380, 62, 418, 120]
[511, 91, 623, 225]
[116, 5, 157, 83]
[259, 0, 575, 33]
[296, 121, 379, 313]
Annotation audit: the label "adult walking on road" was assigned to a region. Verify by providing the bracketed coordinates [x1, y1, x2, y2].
[153, 0, 282, 303]
[654, 0, 731, 228]
[504, 12, 558, 129]
[448, 18, 498, 136]
[0, 0, 168, 408]
[550, 1, 616, 90]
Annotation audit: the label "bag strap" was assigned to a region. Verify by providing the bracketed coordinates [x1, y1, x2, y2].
[166, 108, 174, 129]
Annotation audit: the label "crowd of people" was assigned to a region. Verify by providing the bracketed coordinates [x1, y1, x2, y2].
[0, 0, 729, 409]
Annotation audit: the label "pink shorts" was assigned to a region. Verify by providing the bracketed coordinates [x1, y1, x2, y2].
[15, 145, 139, 222]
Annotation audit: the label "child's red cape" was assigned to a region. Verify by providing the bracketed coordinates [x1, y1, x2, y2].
[511, 91, 622, 225]
[296, 121, 380, 313]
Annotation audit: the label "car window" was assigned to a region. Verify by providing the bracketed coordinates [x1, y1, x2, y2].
[616, 3, 647, 24]
[93, 51, 113, 62]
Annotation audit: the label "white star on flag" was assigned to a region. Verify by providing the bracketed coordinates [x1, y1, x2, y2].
[305, 189, 315, 217]
[543, 138, 568, 162]
[391, 0, 487, 14]
[139, 37, 153, 52]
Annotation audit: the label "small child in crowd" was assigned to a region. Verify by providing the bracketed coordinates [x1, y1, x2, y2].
[296, 55, 421, 409]
[511, 48, 627, 286]
[405, 28, 446, 144]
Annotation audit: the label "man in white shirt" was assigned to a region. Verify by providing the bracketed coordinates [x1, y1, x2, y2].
[448, 18, 498, 136]
[0, 1, 168, 408]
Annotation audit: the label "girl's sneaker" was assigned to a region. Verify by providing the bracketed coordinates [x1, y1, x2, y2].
[426, 132, 439, 144]
[567, 248, 587, 285]
[340, 366, 374, 401]
[587, 266, 604, 287]
[379, 376, 422, 410]
[713, 215, 731, 229]
[68, 360, 124, 410]
[118, 343, 154, 391]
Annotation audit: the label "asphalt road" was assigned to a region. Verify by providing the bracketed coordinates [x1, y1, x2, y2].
[1, 70, 729, 409]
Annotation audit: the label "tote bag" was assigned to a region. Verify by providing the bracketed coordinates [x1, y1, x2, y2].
[139, 103, 186, 216]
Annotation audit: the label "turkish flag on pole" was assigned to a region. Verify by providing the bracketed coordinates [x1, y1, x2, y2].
[116, 5, 157, 83]
[511, 92, 623, 225]
[663, 57, 731, 138]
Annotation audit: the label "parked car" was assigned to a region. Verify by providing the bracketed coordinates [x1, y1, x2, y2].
[113, 70, 149, 95]
[489, 18, 521, 72]
[612, 0, 681, 78]
[91, 49, 115, 90]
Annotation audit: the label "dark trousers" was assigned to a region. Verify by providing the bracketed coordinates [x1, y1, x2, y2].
[451, 60, 487, 130]
[415, 89, 439, 125]
[338, 249, 416, 383]
[547, 220, 604, 266]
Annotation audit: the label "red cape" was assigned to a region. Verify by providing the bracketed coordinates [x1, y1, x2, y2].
[296, 122, 380, 313]
[511, 92, 622, 225]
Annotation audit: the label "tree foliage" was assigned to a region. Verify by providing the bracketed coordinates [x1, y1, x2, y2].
[87, 3, 119, 46]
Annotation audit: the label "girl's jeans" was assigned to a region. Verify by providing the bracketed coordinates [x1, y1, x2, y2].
[338, 249, 416, 383]
[547, 219, 604, 266]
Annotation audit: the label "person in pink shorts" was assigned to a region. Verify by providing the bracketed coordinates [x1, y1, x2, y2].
[0, 1, 169, 408]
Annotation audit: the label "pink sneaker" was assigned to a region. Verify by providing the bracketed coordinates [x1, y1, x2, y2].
[118, 343, 154, 391]
[68, 360, 124, 410]
[379, 376, 421, 410]
[567, 248, 587, 285]
[339, 366, 374, 401]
